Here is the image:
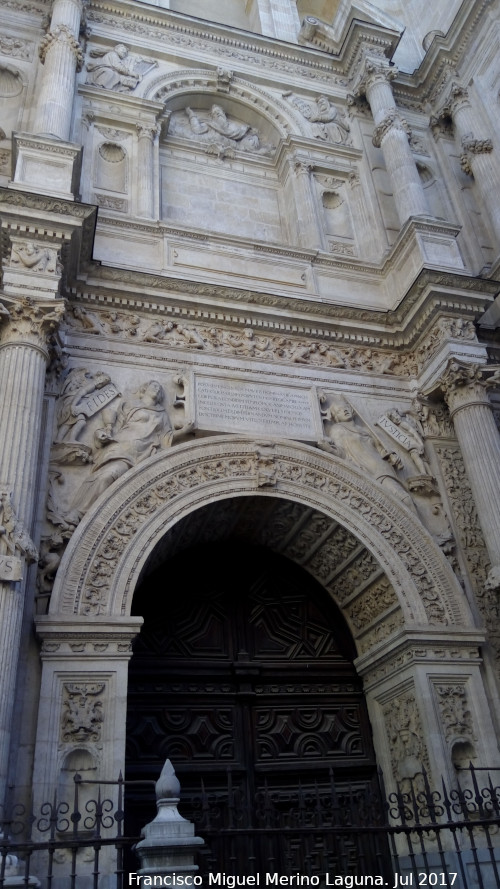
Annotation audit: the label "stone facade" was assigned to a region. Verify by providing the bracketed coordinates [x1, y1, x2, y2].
[1, 0, 500, 879]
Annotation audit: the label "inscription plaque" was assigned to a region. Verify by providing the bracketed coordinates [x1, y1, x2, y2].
[0, 555, 23, 582]
[195, 377, 317, 441]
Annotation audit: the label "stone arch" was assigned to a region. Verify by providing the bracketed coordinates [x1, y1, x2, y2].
[146, 69, 296, 140]
[51, 436, 470, 642]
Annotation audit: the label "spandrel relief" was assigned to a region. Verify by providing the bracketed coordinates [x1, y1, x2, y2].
[168, 104, 276, 157]
[39, 371, 193, 600]
[317, 393, 455, 555]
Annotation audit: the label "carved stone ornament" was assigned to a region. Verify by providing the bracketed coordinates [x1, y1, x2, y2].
[0, 297, 64, 351]
[283, 92, 351, 144]
[86, 44, 158, 92]
[435, 683, 474, 745]
[168, 104, 275, 157]
[9, 240, 62, 275]
[318, 394, 415, 513]
[351, 57, 398, 99]
[0, 490, 38, 563]
[61, 682, 105, 742]
[49, 438, 464, 629]
[39, 25, 84, 71]
[51, 374, 193, 527]
[0, 35, 33, 60]
[376, 409, 434, 480]
[372, 110, 411, 149]
[383, 693, 429, 785]
[439, 360, 489, 414]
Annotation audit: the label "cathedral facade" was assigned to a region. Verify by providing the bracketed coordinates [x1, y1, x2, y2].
[1, 0, 500, 884]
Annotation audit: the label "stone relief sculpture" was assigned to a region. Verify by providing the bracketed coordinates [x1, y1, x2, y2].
[283, 92, 351, 144]
[168, 104, 275, 157]
[376, 407, 435, 493]
[70, 379, 193, 520]
[10, 241, 61, 274]
[38, 372, 194, 597]
[0, 490, 38, 563]
[86, 44, 157, 92]
[55, 368, 115, 444]
[317, 395, 415, 511]
[384, 694, 427, 787]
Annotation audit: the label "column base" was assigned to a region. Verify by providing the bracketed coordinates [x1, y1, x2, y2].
[10, 133, 82, 201]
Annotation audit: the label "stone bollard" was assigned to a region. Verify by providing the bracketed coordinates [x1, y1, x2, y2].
[134, 760, 204, 882]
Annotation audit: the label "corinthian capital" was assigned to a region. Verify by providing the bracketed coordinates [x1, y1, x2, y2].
[372, 109, 411, 148]
[441, 82, 470, 118]
[439, 359, 489, 414]
[351, 56, 398, 99]
[39, 24, 83, 70]
[1, 297, 65, 352]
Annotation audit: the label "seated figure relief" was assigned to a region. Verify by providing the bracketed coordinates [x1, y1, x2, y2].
[283, 92, 351, 144]
[168, 104, 275, 156]
[86, 44, 157, 92]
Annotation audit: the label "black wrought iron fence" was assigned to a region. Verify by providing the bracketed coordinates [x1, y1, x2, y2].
[1, 765, 500, 889]
[0, 774, 150, 889]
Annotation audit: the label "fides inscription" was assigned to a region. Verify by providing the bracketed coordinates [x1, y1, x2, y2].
[195, 377, 317, 440]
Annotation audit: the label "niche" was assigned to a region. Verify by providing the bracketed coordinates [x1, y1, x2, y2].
[96, 142, 127, 193]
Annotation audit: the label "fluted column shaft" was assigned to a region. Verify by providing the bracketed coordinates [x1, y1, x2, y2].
[443, 83, 500, 247]
[0, 302, 61, 802]
[441, 361, 500, 572]
[289, 158, 323, 249]
[136, 125, 158, 219]
[33, 0, 83, 139]
[354, 59, 429, 226]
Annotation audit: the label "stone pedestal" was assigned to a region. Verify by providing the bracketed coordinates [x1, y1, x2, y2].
[10, 133, 82, 201]
[135, 760, 204, 880]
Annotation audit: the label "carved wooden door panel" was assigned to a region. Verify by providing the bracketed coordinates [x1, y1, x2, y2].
[126, 545, 382, 870]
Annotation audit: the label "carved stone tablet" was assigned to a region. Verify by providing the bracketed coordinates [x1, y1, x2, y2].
[194, 376, 318, 441]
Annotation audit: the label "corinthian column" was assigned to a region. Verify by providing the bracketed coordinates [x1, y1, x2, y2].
[33, 0, 84, 140]
[0, 297, 64, 801]
[352, 57, 429, 226]
[441, 82, 500, 247]
[440, 359, 500, 585]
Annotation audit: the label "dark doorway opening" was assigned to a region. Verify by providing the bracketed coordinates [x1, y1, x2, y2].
[126, 541, 390, 876]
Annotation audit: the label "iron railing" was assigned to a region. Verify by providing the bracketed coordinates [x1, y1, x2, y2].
[1, 765, 500, 889]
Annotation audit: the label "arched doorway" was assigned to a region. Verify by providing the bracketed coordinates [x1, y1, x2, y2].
[126, 528, 389, 876]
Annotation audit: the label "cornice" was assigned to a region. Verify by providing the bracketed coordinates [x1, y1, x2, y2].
[68, 265, 497, 350]
[85, 0, 349, 88]
[392, 0, 494, 110]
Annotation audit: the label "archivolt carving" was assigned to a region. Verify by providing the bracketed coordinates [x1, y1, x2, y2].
[50, 439, 467, 643]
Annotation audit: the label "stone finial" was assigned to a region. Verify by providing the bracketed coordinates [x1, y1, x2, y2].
[155, 758, 181, 800]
